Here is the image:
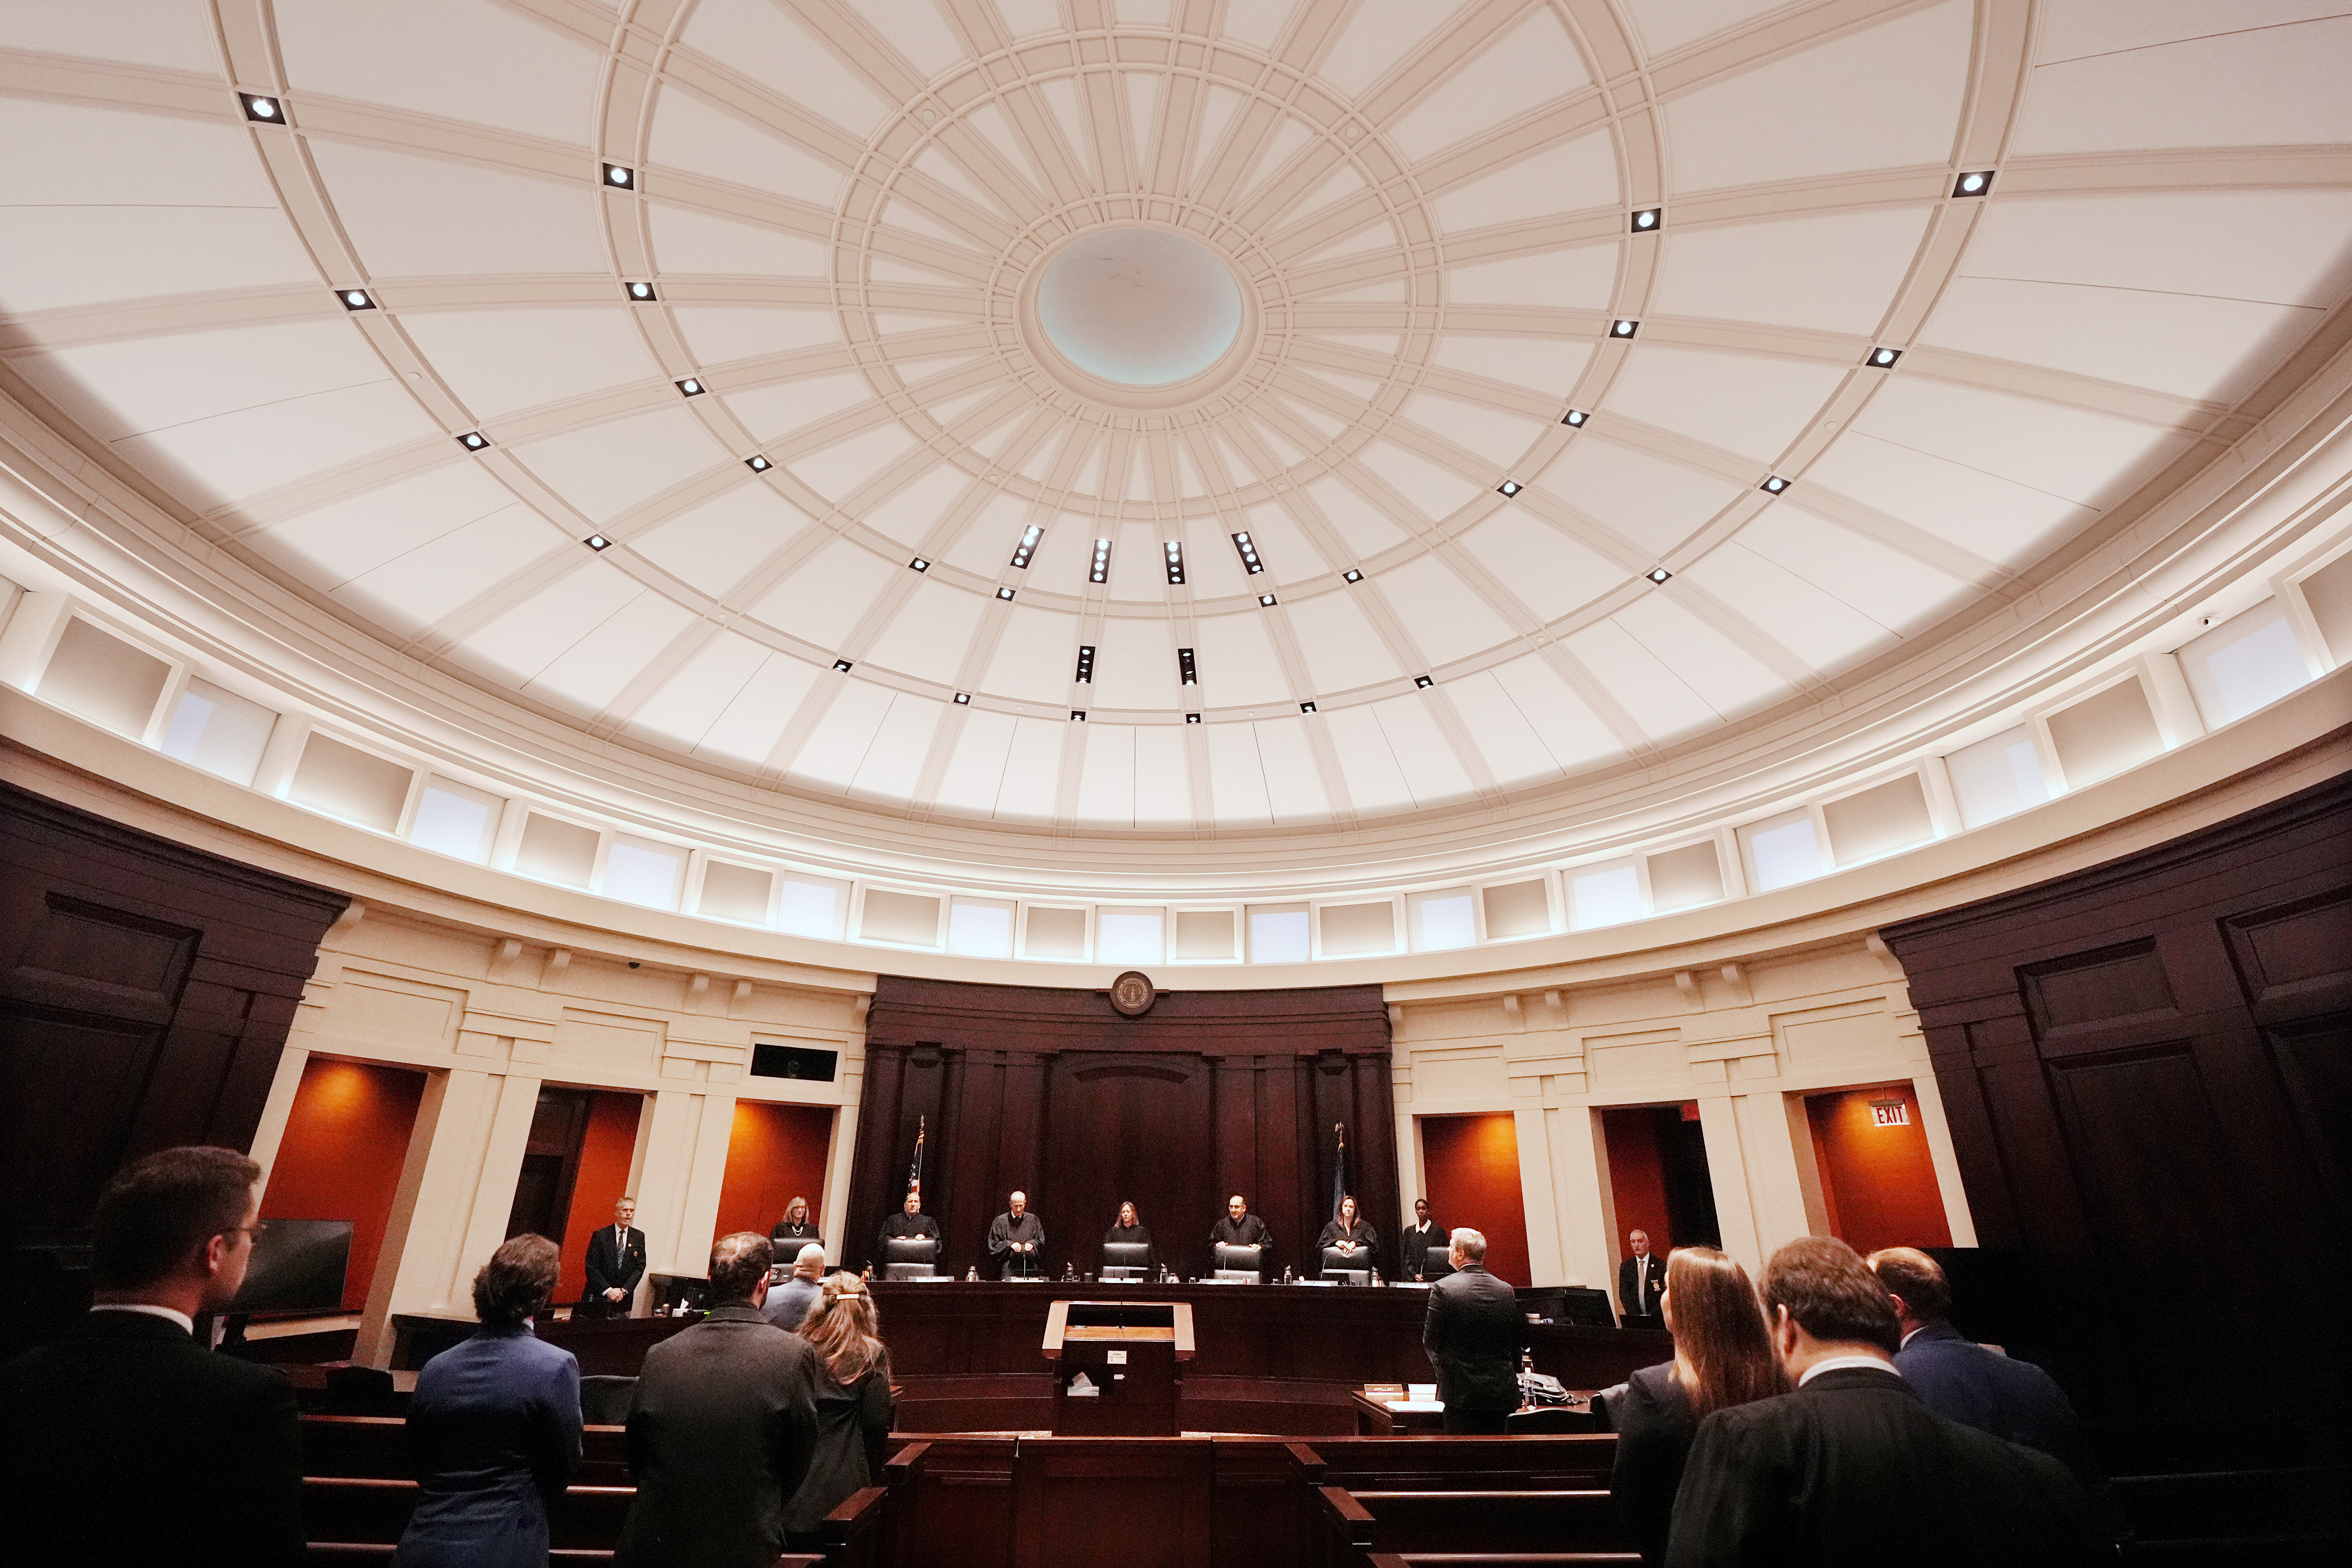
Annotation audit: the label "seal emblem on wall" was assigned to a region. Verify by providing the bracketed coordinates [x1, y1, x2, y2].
[1108, 970, 1156, 1017]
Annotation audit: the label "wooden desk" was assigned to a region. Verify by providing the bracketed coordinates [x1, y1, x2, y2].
[1347, 1388, 1604, 1435]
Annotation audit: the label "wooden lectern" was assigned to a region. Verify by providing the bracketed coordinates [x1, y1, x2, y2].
[1042, 1299, 1194, 1435]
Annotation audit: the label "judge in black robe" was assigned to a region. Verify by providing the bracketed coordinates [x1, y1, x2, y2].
[985, 1192, 1046, 1279]
[1102, 1202, 1158, 1273]
[1400, 1198, 1444, 1279]
[1315, 1196, 1379, 1269]
[1209, 1195, 1273, 1272]
[875, 1191, 941, 1270]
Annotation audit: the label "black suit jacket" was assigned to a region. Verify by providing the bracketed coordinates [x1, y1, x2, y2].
[615, 1305, 821, 1568]
[1896, 1320, 2119, 1534]
[1666, 1366, 2101, 1567]
[1421, 1262, 1530, 1411]
[1610, 1360, 1696, 1568]
[1619, 1253, 1665, 1321]
[584, 1225, 648, 1302]
[0, 1309, 304, 1567]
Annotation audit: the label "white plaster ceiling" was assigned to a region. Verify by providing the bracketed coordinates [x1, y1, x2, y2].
[3, 0, 2350, 840]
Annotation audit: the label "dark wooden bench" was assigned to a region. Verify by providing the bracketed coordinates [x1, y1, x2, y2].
[300, 1414, 629, 1484]
[1316, 1482, 1634, 1566]
[1293, 1435, 1619, 1490]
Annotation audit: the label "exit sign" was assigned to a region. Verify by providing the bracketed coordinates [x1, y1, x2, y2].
[1870, 1099, 1909, 1127]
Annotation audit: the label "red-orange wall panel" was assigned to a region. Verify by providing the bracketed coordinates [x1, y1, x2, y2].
[713, 1100, 835, 1258]
[1600, 1107, 1676, 1262]
[1805, 1083, 1951, 1257]
[1419, 1113, 1531, 1285]
[557, 1091, 644, 1305]
[261, 1057, 425, 1311]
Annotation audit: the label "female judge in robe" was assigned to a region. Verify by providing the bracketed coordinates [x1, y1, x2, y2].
[782, 1276, 893, 1552]
[393, 1234, 583, 1568]
[1316, 1196, 1379, 1268]
[1606, 1246, 1785, 1567]
[1102, 1201, 1158, 1273]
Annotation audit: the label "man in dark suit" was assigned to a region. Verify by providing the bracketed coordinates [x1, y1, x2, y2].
[582, 1196, 648, 1318]
[1869, 1246, 2119, 1534]
[1667, 1236, 2100, 1567]
[1618, 1229, 1665, 1327]
[615, 1232, 821, 1568]
[0, 1146, 304, 1567]
[1421, 1227, 1531, 1434]
[1400, 1197, 1443, 1279]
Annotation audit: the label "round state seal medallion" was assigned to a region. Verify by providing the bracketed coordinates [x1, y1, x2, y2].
[1109, 970, 1156, 1017]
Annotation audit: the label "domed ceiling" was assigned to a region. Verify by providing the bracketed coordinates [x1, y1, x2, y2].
[3, 0, 2349, 848]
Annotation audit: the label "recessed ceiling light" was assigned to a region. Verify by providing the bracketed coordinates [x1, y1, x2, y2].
[1177, 647, 1198, 686]
[1648, 566, 1672, 584]
[1953, 170, 1994, 198]
[1866, 346, 1903, 369]
[1343, 568, 1363, 583]
[1760, 475, 1789, 495]
[626, 281, 657, 301]
[833, 659, 853, 672]
[1299, 700, 1317, 714]
[1230, 532, 1264, 573]
[1185, 712, 1202, 724]
[584, 534, 611, 551]
[1164, 540, 1185, 585]
[909, 557, 930, 572]
[1090, 537, 1111, 583]
[1611, 319, 1638, 338]
[1415, 675, 1433, 689]
[240, 94, 282, 122]
[996, 586, 1015, 600]
[677, 378, 704, 396]
[1257, 592, 1277, 607]
[1074, 644, 1095, 683]
[745, 454, 771, 472]
[1010, 524, 1043, 569]
[954, 691, 971, 705]
[1070, 709, 1087, 722]
[603, 163, 634, 188]
[1497, 479, 1522, 497]
[456, 432, 489, 451]
[1631, 207, 1661, 232]
[338, 288, 376, 311]
[1563, 408, 1589, 427]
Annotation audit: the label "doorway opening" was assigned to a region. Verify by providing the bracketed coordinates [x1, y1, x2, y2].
[1600, 1102, 1721, 1256]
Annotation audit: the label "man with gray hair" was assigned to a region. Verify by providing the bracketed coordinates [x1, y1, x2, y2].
[1421, 1226, 1531, 1433]
[616, 1232, 819, 1568]
[763, 1243, 827, 1331]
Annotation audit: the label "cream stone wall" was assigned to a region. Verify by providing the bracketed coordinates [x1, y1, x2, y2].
[245, 905, 866, 1364]
[1389, 936, 1972, 1291]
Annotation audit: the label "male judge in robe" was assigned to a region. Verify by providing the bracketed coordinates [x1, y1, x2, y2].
[1209, 1194, 1273, 1271]
[1618, 1229, 1665, 1327]
[768, 1195, 822, 1258]
[1421, 1227, 1530, 1434]
[1, 1146, 304, 1568]
[582, 1197, 648, 1319]
[1400, 1197, 1443, 1279]
[1666, 1236, 2099, 1567]
[986, 1190, 1046, 1279]
[615, 1233, 820, 1568]
[876, 1189, 942, 1269]
[1317, 1195, 1379, 1270]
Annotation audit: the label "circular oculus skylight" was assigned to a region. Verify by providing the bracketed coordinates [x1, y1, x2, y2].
[1034, 228, 1244, 387]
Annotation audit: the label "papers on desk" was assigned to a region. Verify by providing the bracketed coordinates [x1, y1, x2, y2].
[1383, 1400, 1445, 1412]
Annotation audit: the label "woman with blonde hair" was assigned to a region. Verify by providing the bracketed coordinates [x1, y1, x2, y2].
[781, 1273, 894, 1550]
[1607, 1245, 1785, 1566]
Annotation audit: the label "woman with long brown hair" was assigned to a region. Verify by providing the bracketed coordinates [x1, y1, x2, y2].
[781, 1273, 894, 1550]
[1608, 1245, 1786, 1566]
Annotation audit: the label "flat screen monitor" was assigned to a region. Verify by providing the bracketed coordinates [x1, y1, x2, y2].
[225, 1220, 350, 1314]
[883, 1237, 937, 1268]
[1102, 1242, 1150, 1273]
[1214, 1243, 1262, 1277]
[1320, 1267, 1371, 1286]
[1559, 1286, 1616, 1328]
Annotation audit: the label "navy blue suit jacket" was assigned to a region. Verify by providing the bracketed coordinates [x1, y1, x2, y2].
[393, 1324, 582, 1568]
[1895, 1320, 2113, 1520]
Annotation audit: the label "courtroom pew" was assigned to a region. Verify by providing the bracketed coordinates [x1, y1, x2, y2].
[1292, 1435, 1618, 1490]
[301, 1476, 634, 1554]
[1313, 1482, 1634, 1568]
[300, 1414, 630, 1485]
[882, 1438, 1019, 1568]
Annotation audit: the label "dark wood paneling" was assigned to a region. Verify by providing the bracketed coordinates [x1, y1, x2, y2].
[848, 977, 1394, 1280]
[1013, 1437, 1212, 1568]
[0, 782, 348, 1271]
[1882, 770, 2352, 1423]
